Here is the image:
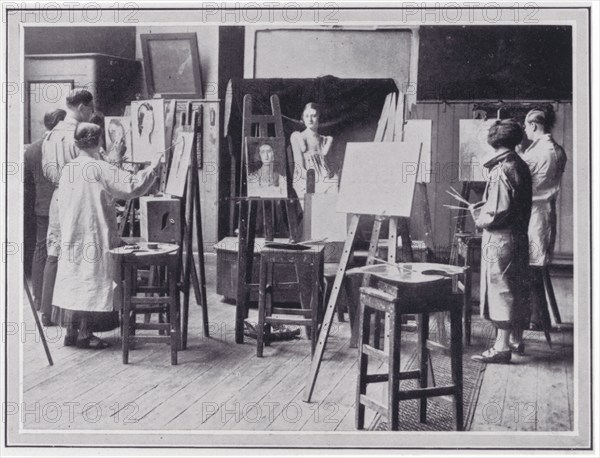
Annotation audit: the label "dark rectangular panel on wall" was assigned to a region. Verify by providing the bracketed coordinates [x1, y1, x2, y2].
[24, 27, 137, 59]
[218, 26, 245, 239]
[417, 26, 572, 101]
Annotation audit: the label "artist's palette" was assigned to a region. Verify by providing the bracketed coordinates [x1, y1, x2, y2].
[346, 262, 464, 286]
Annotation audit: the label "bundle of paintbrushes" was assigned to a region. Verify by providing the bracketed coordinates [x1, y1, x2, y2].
[443, 185, 484, 221]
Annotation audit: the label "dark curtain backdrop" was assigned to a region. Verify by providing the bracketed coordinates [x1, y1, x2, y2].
[224, 76, 398, 237]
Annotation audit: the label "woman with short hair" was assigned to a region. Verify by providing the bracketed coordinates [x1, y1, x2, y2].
[52, 123, 163, 349]
[471, 119, 533, 364]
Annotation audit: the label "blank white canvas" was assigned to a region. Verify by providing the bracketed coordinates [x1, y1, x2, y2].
[403, 119, 432, 183]
[337, 142, 422, 217]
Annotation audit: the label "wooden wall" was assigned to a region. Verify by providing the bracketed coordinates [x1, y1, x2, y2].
[410, 101, 573, 263]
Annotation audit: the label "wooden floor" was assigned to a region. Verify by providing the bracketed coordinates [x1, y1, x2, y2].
[21, 257, 574, 431]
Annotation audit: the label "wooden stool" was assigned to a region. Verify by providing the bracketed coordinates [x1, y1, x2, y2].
[355, 268, 464, 431]
[257, 245, 324, 357]
[453, 232, 481, 345]
[116, 243, 181, 365]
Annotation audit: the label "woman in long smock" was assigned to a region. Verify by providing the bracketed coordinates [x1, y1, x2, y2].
[52, 123, 162, 349]
[471, 120, 532, 364]
[522, 109, 567, 330]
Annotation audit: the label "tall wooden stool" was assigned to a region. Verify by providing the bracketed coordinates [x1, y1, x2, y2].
[355, 264, 464, 431]
[257, 244, 325, 357]
[114, 243, 181, 365]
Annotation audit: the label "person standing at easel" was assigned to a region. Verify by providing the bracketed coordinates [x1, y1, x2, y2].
[522, 109, 567, 330]
[470, 120, 532, 364]
[39, 89, 95, 327]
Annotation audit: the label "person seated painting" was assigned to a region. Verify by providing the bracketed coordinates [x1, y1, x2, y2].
[51, 123, 163, 349]
[290, 103, 339, 204]
[247, 143, 288, 198]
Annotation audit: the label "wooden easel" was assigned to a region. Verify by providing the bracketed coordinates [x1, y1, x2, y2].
[175, 102, 209, 349]
[234, 94, 300, 344]
[304, 211, 414, 402]
[305, 91, 435, 402]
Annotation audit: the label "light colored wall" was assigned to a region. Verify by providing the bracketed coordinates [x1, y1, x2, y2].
[245, 26, 419, 106]
[135, 25, 219, 100]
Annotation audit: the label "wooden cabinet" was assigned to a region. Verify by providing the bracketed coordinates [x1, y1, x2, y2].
[24, 53, 140, 143]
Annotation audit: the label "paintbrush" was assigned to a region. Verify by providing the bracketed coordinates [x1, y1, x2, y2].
[446, 188, 471, 206]
[444, 204, 467, 211]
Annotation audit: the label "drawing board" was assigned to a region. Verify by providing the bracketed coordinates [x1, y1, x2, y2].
[165, 127, 195, 197]
[131, 99, 166, 163]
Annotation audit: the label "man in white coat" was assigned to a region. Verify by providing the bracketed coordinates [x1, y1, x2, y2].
[522, 109, 567, 331]
[40, 89, 95, 326]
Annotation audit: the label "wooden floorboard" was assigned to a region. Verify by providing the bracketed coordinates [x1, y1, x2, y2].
[21, 257, 574, 432]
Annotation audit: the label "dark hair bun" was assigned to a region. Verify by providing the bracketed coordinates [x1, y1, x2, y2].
[74, 122, 102, 149]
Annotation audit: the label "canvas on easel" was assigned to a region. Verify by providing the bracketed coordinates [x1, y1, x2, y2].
[244, 136, 288, 198]
[105, 116, 133, 163]
[131, 99, 167, 163]
[337, 141, 423, 217]
[459, 119, 496, 182]
[165, 127, 195, 197]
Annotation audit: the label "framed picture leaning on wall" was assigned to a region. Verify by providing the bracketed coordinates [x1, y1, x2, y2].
[140, 32, 203, 99]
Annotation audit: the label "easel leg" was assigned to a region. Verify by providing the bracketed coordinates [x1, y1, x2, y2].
[23, 276, 53, 366]
[418, 313, 429, 423]
[543, 267, 562, 325]
[193, 181, 209, 337]
[263, 200, 274, 242]
[235, 199, 249, 344]
[450, 182, 471, 266]
[285, 199, 300, 243]
[345, 278, 359, 348]
[304, 214, 360, 402]
[235, 200, 258, 344]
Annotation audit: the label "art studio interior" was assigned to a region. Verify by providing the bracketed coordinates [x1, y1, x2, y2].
[21, 22, 575, 433]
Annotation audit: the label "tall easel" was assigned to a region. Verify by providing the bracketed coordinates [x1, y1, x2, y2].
[175, 102, 209, 349]
[305, 91, 436, 402]
[234, 94, 300, 344]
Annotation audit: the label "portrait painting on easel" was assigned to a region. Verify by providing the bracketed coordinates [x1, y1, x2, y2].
[104, 116, 132, 165]
[131, 99, 167, 163]
[244, 137, 288, 198]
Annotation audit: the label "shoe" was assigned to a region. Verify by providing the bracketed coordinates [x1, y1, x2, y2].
[471, 348, 512, 364]
[64, 334, 77, 346]
[509, 342, 525, 355]
[76, 335, 111, 350]
[41, 313, 56, 327]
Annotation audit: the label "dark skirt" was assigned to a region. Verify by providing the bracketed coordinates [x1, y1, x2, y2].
[51, 306, 120, 333]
